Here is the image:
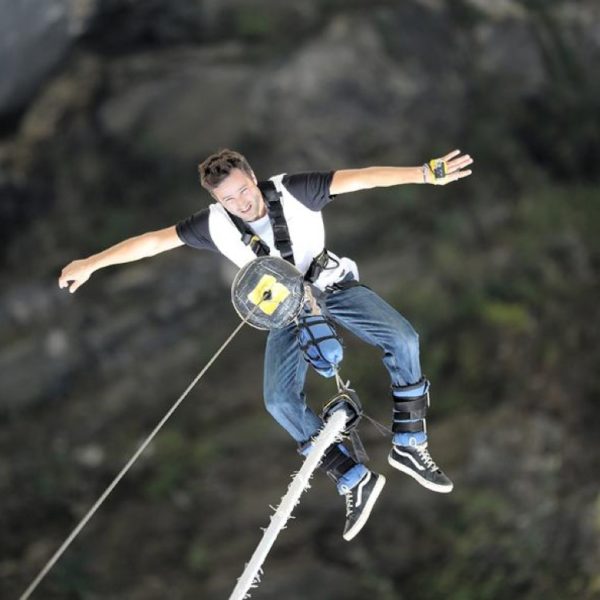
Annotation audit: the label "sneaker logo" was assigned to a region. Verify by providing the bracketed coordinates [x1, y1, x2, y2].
[356, 472, 372, 507]
[395, 449, 426, 471]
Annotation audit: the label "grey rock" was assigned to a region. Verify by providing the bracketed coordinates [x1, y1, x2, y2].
[249, 14, 435, 168]
[0, 0, 96, 116]
[98, 45, 258, 161]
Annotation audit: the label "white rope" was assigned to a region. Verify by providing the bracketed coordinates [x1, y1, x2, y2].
[229, 409, 348, 600]
[20, 314, 253, 600]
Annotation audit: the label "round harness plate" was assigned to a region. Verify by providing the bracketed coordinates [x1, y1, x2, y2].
[231, 256, 305, 330]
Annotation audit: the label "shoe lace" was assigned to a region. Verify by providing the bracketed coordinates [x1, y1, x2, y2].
[415, 443, 439, 472]
[343, 487, 354, 517]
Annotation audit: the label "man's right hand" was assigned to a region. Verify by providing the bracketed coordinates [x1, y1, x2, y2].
[59, 259, 94, 293]
[57, 226, 184, 294]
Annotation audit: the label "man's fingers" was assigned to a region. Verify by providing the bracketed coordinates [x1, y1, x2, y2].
[59, 275, 72, 289]
[449, 169, 472, 182]
[441, 149, 461, 161]
[446, 155, 473, 173]
[59, 267, 73, 288]
[436, 169, 472, 185]
[452, 155, 473, 168]
[59, 272, 83, 292]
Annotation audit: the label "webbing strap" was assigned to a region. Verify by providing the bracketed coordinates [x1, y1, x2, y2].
[261, 181, 295, 264]
[320, 444, 356, 480]
[393, 394, 428, 420]
[227, 180, 295, 265]
[325, 279, 361, 293]
[392, 420, 425, 433]
[228, 213, 270, 256]
[392, 392, 428, 433]
[304, 248, 329, 283]
[227, 181, 330, 283]
[297, 315, 341, 364]
[298, 334, 339, 351]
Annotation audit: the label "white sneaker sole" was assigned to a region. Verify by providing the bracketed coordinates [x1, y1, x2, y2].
[388, 453, 454, 494]
[343, 475, 386, 542]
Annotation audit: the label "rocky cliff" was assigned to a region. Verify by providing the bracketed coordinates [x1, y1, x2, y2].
[1, 1, 599, 599]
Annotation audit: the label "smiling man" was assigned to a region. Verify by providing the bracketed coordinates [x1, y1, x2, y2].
[59, 147, 473, 541]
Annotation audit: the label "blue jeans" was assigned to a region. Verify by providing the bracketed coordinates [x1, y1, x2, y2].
[263, 284, 422, 444]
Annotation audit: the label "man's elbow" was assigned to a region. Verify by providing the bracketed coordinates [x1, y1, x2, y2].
[145, 226, 184, 255]
[330, 168, 377, 195]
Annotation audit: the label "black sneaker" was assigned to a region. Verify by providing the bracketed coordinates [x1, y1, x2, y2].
[341, 471, 386, 541]
[388, 442, 453, 493]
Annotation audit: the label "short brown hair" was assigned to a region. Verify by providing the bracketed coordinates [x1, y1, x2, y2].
[198, 149, 253, 191]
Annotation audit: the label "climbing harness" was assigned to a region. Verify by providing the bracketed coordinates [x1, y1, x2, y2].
[229, 179, 349, 377]
[231, 255, 305, 330]
[227, 180, 335, 284]
[228, 181, 294, 264]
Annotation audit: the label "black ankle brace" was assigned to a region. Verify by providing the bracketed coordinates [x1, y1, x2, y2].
[391, 379, 430, 434]
[319, 444, 357, 482]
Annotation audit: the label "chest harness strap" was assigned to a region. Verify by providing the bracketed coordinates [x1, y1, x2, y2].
[228, 180, 294, 263]
[227, 180, 333, 283]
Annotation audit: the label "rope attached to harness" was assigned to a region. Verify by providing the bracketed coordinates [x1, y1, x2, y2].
[19, 295, 272, 600]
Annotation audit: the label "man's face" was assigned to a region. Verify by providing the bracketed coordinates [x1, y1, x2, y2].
[211, 168, 266, 222]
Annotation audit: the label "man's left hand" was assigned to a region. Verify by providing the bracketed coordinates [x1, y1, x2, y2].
[424, 149, 473, 185]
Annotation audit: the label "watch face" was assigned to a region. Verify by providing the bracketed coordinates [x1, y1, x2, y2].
[231, 256, 305, 330]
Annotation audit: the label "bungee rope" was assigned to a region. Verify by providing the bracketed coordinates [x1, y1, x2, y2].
[229, 409, 349, 600]
[19, 296, 270, 600]
[229, 362, 396, 599]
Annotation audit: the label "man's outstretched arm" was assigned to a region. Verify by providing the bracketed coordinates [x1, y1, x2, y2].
[58, 225, 183, 293]
[329, 149, 473, 195]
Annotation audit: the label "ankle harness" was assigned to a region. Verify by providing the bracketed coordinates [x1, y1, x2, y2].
[320, 387, 363, 434]
[392, 379, 430, 434]
[320, 444, 356, 482]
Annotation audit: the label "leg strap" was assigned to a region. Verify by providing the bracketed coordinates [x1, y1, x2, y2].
[319, 443, 357, 482]
[295, 314, 343, 378]
[391, 379, 429, 434]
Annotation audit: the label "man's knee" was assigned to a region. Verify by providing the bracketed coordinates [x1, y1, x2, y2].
[263, 386, 280, 416]
[264, 386, 299, 418]
[390, 327, 419, 358]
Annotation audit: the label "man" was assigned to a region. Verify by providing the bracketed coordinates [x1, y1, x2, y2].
[59, 148, 473, 541]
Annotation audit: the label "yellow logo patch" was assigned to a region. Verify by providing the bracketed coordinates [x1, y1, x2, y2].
[247, 275, 290, 315]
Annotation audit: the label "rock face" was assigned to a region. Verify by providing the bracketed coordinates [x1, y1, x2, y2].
[1, 1, 599, 599]
[0, 0, 96, 116]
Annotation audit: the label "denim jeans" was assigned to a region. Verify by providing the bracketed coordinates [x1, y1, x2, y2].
[263, 284, 422, 444]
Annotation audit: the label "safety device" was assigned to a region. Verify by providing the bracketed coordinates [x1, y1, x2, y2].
[229, 181, 345, 371]
[296, 310, 343, 378]
[391, 378, 430, 434]
[320, 386, 368, 464]
[231, 256, 305, 330]
[320, 387, 363, 434]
